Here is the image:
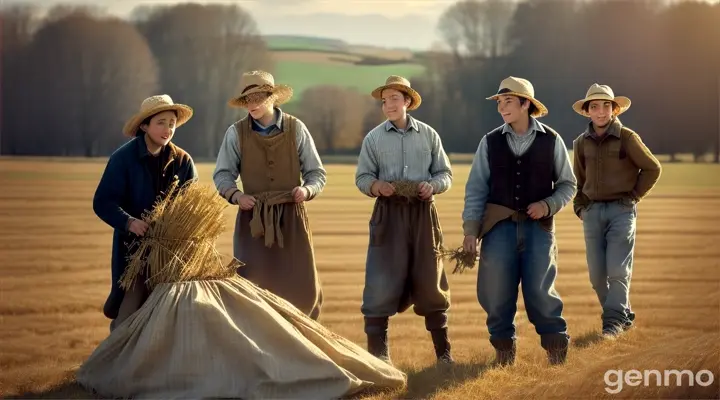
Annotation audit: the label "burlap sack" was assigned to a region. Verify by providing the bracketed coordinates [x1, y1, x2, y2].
[76, 275, 407, 399]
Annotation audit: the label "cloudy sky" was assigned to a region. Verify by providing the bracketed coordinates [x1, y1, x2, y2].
[8, 0, 719, 50]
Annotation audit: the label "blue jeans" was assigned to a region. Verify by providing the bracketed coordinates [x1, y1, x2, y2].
[581, 199, 636, 326]
[477, 218, 568, 343]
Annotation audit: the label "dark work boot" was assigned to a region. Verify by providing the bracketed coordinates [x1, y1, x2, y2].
[490, 338, 516, 367]
[430, 328, 455, 365]
[365, 316, 391, 364]
[541, 333, 569, 366]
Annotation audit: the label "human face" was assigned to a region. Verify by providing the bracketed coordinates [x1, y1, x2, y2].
[587, 100, 614, 128]
[496, 94, 529, 125]
[141, 110, 177, 148]
[244, 92, 274, 122]
[381, 88, 411, 122]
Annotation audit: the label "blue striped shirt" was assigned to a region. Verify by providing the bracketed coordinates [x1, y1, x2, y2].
[355, 116, 453, 197]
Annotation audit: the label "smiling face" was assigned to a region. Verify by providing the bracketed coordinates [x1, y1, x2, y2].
[140, 110, 177, 147]
[496, 94, 530, 125]
[586, 100, 616, 128]
[381, 88, 411, 123]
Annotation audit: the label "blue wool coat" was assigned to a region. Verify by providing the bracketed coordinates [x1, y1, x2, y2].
[92, 135, 197, 319]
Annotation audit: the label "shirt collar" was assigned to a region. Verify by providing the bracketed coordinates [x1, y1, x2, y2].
[584, 117, 622, 139]
[136, 133, 175, 163]
[251, 107, 283, 131]
[501, 116, 545, 136]
[384, 115, 419, 133]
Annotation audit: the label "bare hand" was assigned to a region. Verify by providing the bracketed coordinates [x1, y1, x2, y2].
[371, 180, 395, 197]
[128, 219, 149, 236]
[292, 186, 309, 203]
[233, 192, 256, 210]
[418, 182, 433, 200]
[463, 235, 479, 255]
[527, 201, 549, 220]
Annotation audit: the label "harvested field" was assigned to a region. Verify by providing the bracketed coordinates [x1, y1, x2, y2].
[0, 159, 718, 399]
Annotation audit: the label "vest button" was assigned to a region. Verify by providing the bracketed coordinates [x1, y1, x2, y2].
[517, 160, 521, 164]
[516, 172, 520, 175]
[516, 185, 520, 188]
[515, 196, 519, 200]
[268, 160, 274, 165]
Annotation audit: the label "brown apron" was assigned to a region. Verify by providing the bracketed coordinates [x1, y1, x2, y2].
[232, 115, 323, 320]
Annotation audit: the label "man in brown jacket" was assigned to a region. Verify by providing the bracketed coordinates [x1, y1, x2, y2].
[572, 84, 661, 338]
[213, 70, 327, 320]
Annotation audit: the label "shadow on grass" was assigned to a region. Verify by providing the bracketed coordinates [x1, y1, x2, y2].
[6, 379, 98, 399]
[348, 360, 492, 400]
[573, 330, 605, 349]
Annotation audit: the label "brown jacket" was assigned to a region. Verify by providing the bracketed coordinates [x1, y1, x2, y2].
[572, 118, 661, 217]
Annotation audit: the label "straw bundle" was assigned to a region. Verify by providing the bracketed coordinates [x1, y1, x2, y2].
[391, 180, 420, 199]
[437, 245, 478, 274]
[119, 178, 239, 290]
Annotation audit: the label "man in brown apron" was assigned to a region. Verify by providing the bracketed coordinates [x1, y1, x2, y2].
[212, 70, 327, 320]
[356, 75, 455, 365]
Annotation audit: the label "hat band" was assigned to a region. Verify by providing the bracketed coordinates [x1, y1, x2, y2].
[497, 88, 513, 95]
[241, 84, 260, 94]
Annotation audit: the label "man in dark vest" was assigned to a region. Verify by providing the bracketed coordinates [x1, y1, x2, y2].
[461, 77, 577, 366]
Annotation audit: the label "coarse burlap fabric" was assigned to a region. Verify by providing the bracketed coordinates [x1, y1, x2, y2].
[76, 275, 407, 399]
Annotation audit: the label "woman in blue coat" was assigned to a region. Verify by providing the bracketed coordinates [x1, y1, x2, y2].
[92, 94, 198, 331]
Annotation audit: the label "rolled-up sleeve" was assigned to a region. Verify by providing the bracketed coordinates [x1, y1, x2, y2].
[462, 136, 491, 236]
[541, 134, 577, 216]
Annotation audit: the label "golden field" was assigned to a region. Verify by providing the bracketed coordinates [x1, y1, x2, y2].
[0, 159, 719, 399]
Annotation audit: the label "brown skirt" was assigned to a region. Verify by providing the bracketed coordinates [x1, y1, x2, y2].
[233, 202, 323, 320]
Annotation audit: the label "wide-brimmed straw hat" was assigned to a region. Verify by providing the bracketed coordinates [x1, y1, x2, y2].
[371, 75, 422, 111]
[122, 94, 193, 137]
[572, 83, 631, 117]
[486, 76, 548, 118]
[228, 70, 293, 108]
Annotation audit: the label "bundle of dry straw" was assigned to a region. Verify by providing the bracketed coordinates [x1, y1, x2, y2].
[391, 180, 420, 199]
[437, 245, 478, 274]
[119, 178, 239, 290]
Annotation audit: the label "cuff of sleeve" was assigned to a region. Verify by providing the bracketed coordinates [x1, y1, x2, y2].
[304, 185, 316, 201]
[224, 188, 240, 204]
[463, 220, 482, 237]
[125, 217, 135, 232]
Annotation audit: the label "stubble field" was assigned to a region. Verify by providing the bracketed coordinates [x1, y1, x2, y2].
[1, 159, 719, 399]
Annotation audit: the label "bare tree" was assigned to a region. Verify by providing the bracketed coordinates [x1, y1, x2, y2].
[437, 0, 516, 59]
[21, 12, 159, 156]
[296, 86, 368, 153]
[134, 4, 273, 158]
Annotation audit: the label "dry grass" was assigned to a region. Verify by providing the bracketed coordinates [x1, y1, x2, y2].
[1, 159, 719, 399]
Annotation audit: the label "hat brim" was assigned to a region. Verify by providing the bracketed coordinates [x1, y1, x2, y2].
[122, 104, 193, 137]
[486, 92, 548, 118]
[371, 84, 422, 111]
[572, 95, 631, 117]
[228, 84, 294, 108]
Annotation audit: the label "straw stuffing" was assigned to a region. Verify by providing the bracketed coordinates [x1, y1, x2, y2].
[119, 178, 239, 290]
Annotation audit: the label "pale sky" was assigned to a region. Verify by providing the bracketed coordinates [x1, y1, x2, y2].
[6, 0, 719, 50]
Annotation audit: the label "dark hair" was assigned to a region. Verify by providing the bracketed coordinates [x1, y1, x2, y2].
[519, 97, 538, 116]
[582, 100, 618, 113]
[135, 110, 178, 136]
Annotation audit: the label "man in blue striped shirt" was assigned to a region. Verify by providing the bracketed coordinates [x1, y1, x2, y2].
[462, 77, 577, 366]
[355, 75, 455, 365]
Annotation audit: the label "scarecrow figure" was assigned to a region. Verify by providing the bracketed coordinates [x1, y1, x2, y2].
[213, 70, 327, 320]
[355, 75, 455, 365]
[571, 84, 661, 338]
[461, 77, 577, 366]
[93, 94, 198, 331]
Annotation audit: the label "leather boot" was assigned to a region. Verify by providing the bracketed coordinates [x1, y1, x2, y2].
[365, 317, 391, 364]
[430, 328, 455, 364]
[490, 338, 516, 366]
[541, 333, 569, 366]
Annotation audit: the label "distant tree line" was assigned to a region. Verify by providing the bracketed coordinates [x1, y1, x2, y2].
[1, 0, 719, 162]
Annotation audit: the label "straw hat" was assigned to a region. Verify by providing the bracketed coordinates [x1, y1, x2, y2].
[122, 95, 193, 137]
[371, 75, 422, 111]
[486, 76, 548, 118]
[572, 83, 631, 117]
[228, 70, 293, 108]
